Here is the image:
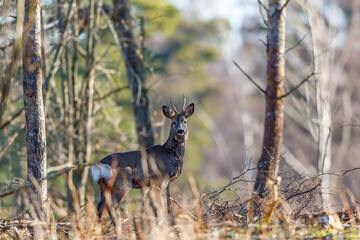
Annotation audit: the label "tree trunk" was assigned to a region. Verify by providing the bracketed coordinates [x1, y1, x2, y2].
[23, 0, 48, 219]
[112, 0, 154, 149]
[308, 1, 333, 209]
[254, 0, 287, 197]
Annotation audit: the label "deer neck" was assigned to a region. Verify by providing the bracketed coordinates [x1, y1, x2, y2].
[163, 130, 187, 160]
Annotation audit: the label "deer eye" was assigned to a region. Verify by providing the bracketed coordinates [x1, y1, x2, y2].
[184, 121, 187, 124]
[173, 122, 177, 125]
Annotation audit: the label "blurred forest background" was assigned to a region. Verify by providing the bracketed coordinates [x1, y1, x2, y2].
[1, 0, 360, 219]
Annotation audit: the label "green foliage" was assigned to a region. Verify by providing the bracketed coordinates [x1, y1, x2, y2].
[133, 0, 182, 36]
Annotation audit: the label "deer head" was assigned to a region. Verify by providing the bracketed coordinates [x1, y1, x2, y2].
[163, 97, 194, 142]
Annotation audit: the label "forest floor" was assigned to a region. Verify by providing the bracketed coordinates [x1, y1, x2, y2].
[1, 196, 360, 239]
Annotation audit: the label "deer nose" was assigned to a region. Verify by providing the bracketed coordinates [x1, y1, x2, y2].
[177, 129, 184, 135]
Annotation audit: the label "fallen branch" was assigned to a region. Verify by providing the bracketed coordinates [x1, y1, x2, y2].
[0, 162, 96, 199]
[0, 220, 72, 230]
[0, 177, 26, 195]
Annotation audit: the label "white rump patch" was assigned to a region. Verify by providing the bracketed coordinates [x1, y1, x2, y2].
[91, 163, 112, 183]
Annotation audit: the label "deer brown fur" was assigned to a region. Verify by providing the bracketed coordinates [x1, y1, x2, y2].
[92, 99, 194, 219]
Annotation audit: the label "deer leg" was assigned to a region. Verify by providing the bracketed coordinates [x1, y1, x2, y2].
[166, 183, 175, 225]
[97, 190, 106, 220]
[107, 170, 133, 223]
[96, 179, 109, 220]
[166, 183, 171, 214]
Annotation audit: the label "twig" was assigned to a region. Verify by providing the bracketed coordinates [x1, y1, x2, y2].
[47, 163, 75, 173]
[342, 167, 360, 176]
[279, 0, 291, 12]
[233, 61, 266, 95]
[276, 72, 315, 99]
[258, 0, 268, 26]
[259, 39, 267, 47]
[0, 177, 26, 195]
[333, 123, 360, 135]
[285, 35, 306, 54]
[203, 162, 258, 198]
[94, 86, 129, 101]
[284, 183, 320, 202]
[258, 0, 267, 10]
[0, 107, 24, 131]
[0, 124, 25, 158]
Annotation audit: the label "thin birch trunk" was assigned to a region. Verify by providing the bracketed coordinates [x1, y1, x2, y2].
[71, 0, 80, 168]
[23, 0, 48, 220]
[78, 0, 99, 205]
[254, 0, 287, 197]
[308, 1, 333, 209]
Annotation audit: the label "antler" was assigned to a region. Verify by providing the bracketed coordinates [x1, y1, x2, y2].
[170, 97, 178, 114]
[181, 95, 186, 113]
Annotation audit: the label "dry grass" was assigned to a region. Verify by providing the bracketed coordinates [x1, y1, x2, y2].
[1, 174, 360, 239]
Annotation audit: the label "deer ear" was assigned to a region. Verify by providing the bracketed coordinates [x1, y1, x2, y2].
[163, 105, 175, 119]
[184, 103, 194, 118]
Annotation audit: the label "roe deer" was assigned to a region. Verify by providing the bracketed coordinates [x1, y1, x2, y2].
[91, 98, 194, 219]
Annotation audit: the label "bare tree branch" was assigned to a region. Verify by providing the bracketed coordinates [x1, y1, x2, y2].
[258, 0, 268, 10]
[233, 61, 266, 95]
[258, 0, 268, 26]
[203, 160, 258, 198]
[259, 38, 267, 47]
[276, 72, 315, 99]
[284, 183, 320, 202]
[280, 0, 291, 12]
[342, 167, 360, 176]
[0, 107, 24, 131]
[94, 86, 129, 101]
[0, 124, 24, 158]
[285, 35, 306, 54]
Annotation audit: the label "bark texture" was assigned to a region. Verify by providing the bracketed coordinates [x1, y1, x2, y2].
[112, 0, 154, 148]
[23, 0, 47, 218]
[254, 0, 287, 197]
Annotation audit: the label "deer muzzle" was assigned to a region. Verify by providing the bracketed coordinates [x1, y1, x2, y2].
[177, 129, 184, 135]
